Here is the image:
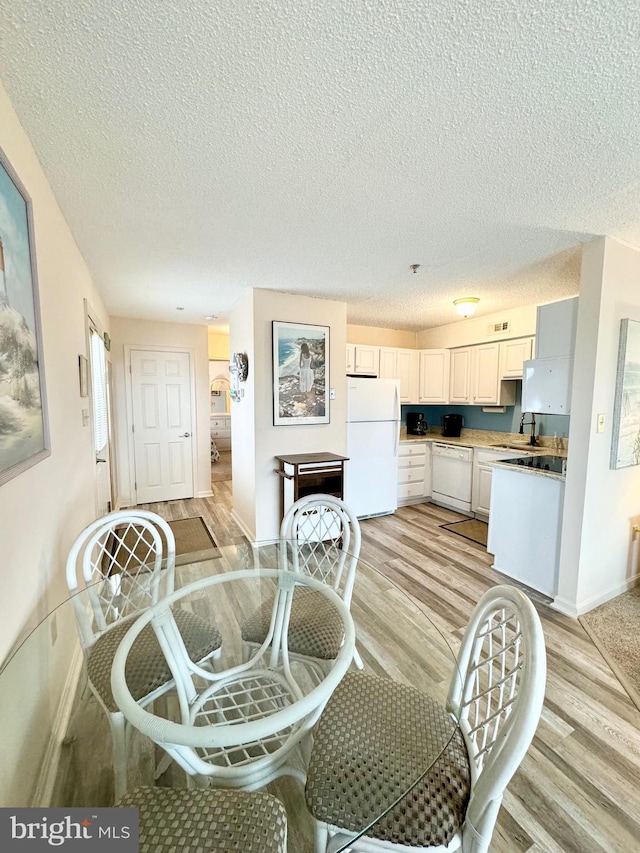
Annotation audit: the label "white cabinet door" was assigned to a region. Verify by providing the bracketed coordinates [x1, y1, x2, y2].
[472, 343, 501, 404]
[500, 337, 533, 379]
[418, 350, 449, 403]
[474, 465, 494, 515]
[396, 349, 419, 403]
[346, 344, 355, 374]
[449, 347, 472, 404]
[354, 345, 379, 376]
[378, 347, 397, 379]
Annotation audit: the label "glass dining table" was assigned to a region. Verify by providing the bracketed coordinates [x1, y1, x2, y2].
[0, 539, 462, 852]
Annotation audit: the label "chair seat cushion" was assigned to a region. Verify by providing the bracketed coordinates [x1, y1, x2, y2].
[241, 587, 344, 660]
[88, 609, 222, 712]
[305, 671, 471, 847]
[117, 786, 287, 853]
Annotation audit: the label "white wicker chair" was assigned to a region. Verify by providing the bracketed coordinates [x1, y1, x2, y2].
[65, 509, 222, 800]
[304, 584, 547, 853]
[241, 494, 363, 678]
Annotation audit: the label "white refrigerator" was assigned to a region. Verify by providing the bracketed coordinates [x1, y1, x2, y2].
[345, 377, 400, 518]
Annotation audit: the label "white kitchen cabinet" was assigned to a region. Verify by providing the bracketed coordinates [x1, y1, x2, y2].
[396, 349, 419, 403]
[535, 297, 578, 358]
[488, 465, 565, 596]
[472, 447, 526, 519]
[522, 356, 572, 414]
[397, 441, 430, 505]
[500, 337, 534, 379]
[449, 343, 516, 406]
[378, 347, 397, 380]
[347, 344, 379, 376]
[418, 350, 449, 403]
[449, 347, 472, 403]
[346, 344, 355, 374]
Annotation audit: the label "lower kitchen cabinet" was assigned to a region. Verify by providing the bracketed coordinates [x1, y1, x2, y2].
[471, 447, 525, 518]
[488, 465, 565, 597]
[397, 442, 431, 505]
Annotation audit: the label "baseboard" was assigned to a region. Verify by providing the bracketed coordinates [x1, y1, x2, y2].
[229, 509, 255, 541]
[30, 645, 84, 807]
[197, 489, 213, 498]
[554, 573, 640, 617]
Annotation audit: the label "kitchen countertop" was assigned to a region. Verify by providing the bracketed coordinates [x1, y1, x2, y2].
[399, 427, 567, 457]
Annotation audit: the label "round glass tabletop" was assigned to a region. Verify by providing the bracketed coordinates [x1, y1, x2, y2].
[0, 539, 462, 851]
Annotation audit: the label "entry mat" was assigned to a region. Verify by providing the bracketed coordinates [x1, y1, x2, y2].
[105, 516, 220, 570]
[439, 518, 488, 547]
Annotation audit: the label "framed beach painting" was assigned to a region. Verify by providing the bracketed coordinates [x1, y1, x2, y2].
[272, 321, 329, 425]
[610, 318, 640, 469]
[0, 148, 49, 485]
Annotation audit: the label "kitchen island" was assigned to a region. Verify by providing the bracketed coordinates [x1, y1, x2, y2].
[487, 456, 566, 597]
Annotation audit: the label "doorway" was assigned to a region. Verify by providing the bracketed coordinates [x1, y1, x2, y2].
[128, 348, 196, 504]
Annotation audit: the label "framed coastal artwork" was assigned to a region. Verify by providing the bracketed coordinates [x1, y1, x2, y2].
[0, 148, 49, 486]
[610, 318, 640, 469]
[272, 321, 329, 425]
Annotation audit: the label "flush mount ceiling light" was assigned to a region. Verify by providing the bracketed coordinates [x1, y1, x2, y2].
[453, 297, 480, 318]
[205, 314, 218, 321]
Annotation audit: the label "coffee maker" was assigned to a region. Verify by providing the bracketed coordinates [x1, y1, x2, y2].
[406, 412, 428, 435]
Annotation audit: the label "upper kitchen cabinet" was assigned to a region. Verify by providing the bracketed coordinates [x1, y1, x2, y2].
[347, 344, 379, 376]
[449, 342, 516, 406]
[535, 297, 578, 358]
[522, 297, 578, 414]
[418, 349, 450, 403]
[499, 337, 534, 379]
[379, 347, 419, 403]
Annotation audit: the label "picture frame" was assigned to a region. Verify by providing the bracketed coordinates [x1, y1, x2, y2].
[0, 147, 50, 486]
[272, 321, 329, 425]
[78, 354, 89, 397]
[610, 318, 640, 469]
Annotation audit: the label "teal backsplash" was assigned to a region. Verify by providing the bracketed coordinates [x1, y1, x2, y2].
[401, 383, 570, 437]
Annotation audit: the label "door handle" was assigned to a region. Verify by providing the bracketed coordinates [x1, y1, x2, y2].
[96, 458, 106, 463]
[180, 432, 191, 438]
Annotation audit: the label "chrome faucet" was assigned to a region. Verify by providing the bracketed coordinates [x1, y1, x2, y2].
[519, 412, 537, 446]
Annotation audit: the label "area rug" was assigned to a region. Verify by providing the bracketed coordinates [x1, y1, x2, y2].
[106, 516, 220, 570]
[439, 518, 488, 547]
[579, 587, 640, 713]
[168, 517, 220, 565]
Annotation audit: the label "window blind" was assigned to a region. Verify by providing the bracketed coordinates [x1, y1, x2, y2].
[90, 329, 108, 452]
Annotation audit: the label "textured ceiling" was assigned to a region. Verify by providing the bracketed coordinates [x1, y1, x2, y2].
[1, 1, 639, 331]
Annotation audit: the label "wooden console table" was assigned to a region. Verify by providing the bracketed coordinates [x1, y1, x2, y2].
[274, 452, 349, 522]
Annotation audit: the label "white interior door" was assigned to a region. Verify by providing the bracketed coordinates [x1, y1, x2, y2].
[131, 349, 194, 503]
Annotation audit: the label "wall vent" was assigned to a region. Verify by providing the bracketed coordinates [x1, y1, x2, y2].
[487, 320, 511, 335]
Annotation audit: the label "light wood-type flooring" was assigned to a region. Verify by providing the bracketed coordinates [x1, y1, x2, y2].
[55, 483, 640, 852]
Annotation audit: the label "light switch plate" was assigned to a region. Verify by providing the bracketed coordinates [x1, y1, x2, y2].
[597, 413, 605, 433]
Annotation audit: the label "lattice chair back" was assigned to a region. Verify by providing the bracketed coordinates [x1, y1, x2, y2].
[280, 495, 361, 606]
[446, 585, 546, 851]
[65, 510, 176, 651]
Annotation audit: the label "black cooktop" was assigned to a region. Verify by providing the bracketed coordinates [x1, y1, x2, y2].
[502, 455, 566, 474]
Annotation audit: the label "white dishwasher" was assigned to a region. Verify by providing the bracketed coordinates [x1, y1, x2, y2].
[431, 443, 473, 512]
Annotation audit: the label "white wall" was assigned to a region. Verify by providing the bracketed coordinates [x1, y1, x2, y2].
[417, 304, 538, 349]
[555, 237, 640, 615]
[109, 317, 211, 507]
[231, 290, 347, 540]
[0, 80, 109, 804]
